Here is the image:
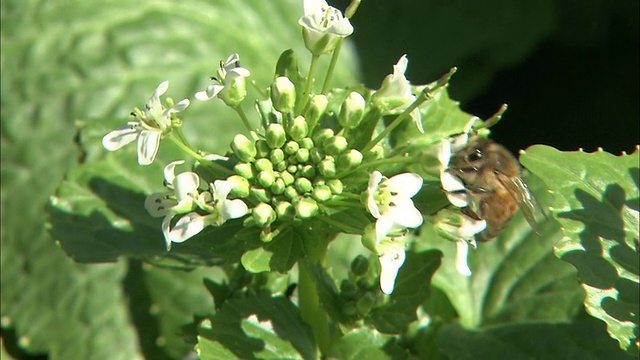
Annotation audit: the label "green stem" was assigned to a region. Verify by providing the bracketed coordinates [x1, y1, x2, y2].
[233, 105, 254, 134]
[298, 54, 321, 114]
[167, 135, 232, 178]
[298, 236, 331, 356]
[321, 39, 343, 94]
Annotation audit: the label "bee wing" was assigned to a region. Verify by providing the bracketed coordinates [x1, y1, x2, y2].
[496, 174, 547, 230]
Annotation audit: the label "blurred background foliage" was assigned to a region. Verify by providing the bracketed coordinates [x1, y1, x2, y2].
[1, 0, 637, 358]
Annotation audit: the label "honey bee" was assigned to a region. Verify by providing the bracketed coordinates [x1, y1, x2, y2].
[446, 135, 545, 241]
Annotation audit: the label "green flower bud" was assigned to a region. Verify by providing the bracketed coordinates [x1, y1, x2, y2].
[318, 157, 336, 178]
[219, 73, 247, 108]
[295, 148, 310, 163]
[310, 148, 325, 164]
[253, 202, 276, 227]
[298, 137, 314, 150]
[270, 148, 285, 165]
[366, 145, 385, 160]
[284, 185, 298, 200]
[326, 179, 343, 195]
[251, 187, 270, 203]
[257, 170, 276, 188]
[312, 184, 332, 202]
[275, 200, 295, 220]
[234, 162, 254, 179]
[295, 177, 313, 194]
[284, 140, 300, 155]
[231, 134, 257, 162]
[294, 197, 318, 218]
[226, 175, 250, 198]
[287, 164, 298, 174]
[275, 160, 287, 172]
[339, 91, 366, 129]
[300, 164, 316, 179]
[288, 116, 308, 141]
[255, 139, 270, 158]
[280, 171, 295, 186]
[351, 255, 369, 276]
[266, 123, 286, 149]
[336, 149, 363, 172]
[323, 135, 348, 156]
[356, 293, 376, 314]
[312, 128, 334, 147]
[304, 94, 328, 130]
[270, 76, 296, 113]
[254, 158, 273, 172]
[340, 280, 358, 298]
[270, 178, 286, 195]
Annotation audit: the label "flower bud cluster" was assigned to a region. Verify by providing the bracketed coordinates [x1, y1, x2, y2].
[339, 255, 388, 319]
[230, 107, 364, 236]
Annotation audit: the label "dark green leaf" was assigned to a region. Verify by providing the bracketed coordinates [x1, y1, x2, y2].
[197, 295, 316, 360]
[520, 145, 639, 355]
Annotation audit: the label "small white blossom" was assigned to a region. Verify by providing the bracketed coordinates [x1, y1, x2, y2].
[102, 81, 190, 165]
[435, 209, 487, 276]
[371, 55, 423, 133]
[145, 160, 200, 250]
[377, 237, 406, 294]
[195, 53, 250, 106]
[366, 171, 423, 243]
[298, 0, 354, 55]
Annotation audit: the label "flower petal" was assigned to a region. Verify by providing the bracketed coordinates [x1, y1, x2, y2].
[137, 129, 161, 165]
[221, 199, 249, 221]
[213, 180, 234, 201]
[374, 214, 395, 243]
[389, 201, 423, 228]
[163, 160, 186, 184]
[161, 214, 174, 250]
[173, 172, 200, 201]
[144, 193, 172, 217]
[169, 212, 208, 244]
[102, 122, 140, 151]
[378, 242, 406, 294]
[366, 171, 384, 218]
[303, 0, 328, 16]
[455, 240, 472, 276]
[195, 84, 224, 101]
[387, 172, 423, 198]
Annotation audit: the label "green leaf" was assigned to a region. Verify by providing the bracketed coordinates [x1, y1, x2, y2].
[370, 250, 441, 334]
[241, 226, 305, 273]
[438, 311, 630, 360]
[197, 295, 316, 360]
[415, 175, 584, 328]
[326, 328, 408, 360]
[520, 145, 640, 355]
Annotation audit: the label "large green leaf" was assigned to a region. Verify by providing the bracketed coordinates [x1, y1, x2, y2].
[415, 175, 584, 328]
[520, 145, 639, 355]
[196, 295, 316, 360]
[2, 0, 359, 357]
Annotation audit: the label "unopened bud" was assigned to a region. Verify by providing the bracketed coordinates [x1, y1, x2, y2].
[351, 255, 369, 276]
[270, 76, 296, 113]
[257, 170, 276, 188]
[280, 171, 295, 186]
[253, 202, 276, 227]
[339, 91, 366, 129]
[323, 135, 348, 156]
[296, 148, 310, 163]
[231, 134, 256, 162]
[266, 123, 286, 149]
[284, 185, 298, 200]
[318, 157, 336, 178]
[326, 179, 343, 194]
[294, 197, 318, 218]
[288, 116, 308, 141]
[304, 94, 328, 130]
[234, 162, 254, 179]
[299, 137, 314, 150]
[254, 158, 273, 172]
[250, 187, 270, 203]
[270, 148, 285, 165]
[312, 184, 332, 202]
[275, 201, 295, 220]
[284, 140, 300, 155]
[312, 128, 334, 147]
[270, 178, 286, 195]
[295, 177, 313, 194]
[226, 175, 250, 198]
[337, 149, 363, 171]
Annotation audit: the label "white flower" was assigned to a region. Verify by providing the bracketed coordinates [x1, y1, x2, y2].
[366, 171, 424, 243]
[195, 53, 250, 107]
[298, 0, 354, 55]
[434, 209, 487, 276]
[145, 160, 200, 250]
[371, 55, 423, 133]
[377, 237, 406, 294]
[198, 179, 250, 226]
[102, 81, 190, 165]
